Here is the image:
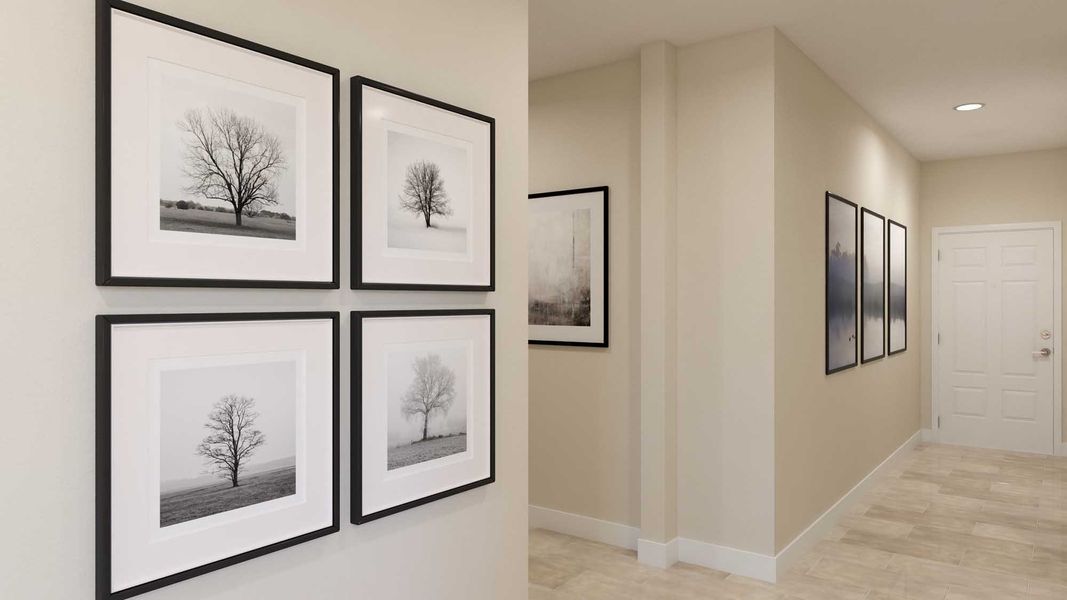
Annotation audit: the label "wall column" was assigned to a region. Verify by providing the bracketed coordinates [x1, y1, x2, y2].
[638, 40, 679, 568]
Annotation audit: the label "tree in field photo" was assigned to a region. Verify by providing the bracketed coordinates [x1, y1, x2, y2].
[196, 394, 267, 488]
[401, 353, 457, 442]
[399, 160, 453, 228]
[180, 107, 287, 227]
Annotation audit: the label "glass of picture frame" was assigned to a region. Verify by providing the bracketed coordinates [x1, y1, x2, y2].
[97, 312, 339, 599]
[352, 77, 495, 291]
[352, 309, 495, 524]
[97, 0, 339, 288]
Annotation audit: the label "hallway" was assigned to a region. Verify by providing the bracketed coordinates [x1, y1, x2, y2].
[530, 444, 1067, 599]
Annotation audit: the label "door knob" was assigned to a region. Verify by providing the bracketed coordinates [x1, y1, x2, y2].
[1033, 348, 1052, 358]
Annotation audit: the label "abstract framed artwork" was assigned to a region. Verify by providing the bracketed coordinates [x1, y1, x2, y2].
[352, 309, 495, 524]
[826, 192, 858, 374]
[861, 207, 887, 363]
[97, 312, 339, 599]
[528, 187, 609, 347]
[352, 77, 495, 291]
[887, 219, 907, 355]
[97, 0, 339, 287]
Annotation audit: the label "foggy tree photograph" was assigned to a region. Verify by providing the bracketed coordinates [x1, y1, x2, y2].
[888, 220, 907, 353]
[386, 130, 471, 254]
[862, 208, 886, 361]
[528, 208, 592, 327]
[826, 195, 857, 372]
[158, 66, 298, 241]
[387, 345, 468, 471]
[159, 360, 297, 528]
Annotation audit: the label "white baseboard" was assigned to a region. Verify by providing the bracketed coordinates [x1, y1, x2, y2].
[637, 537, 678, 568]
[773, 430, 920, 580]
[528, 430, 922, 585]
[529, 505, 639, 550]
[1057, 442, 1067, 457]
[678, 537, 776, 582]
[920, 428, 936, 443]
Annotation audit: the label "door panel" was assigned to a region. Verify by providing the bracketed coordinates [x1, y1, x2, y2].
[937, 228, 1055, 454]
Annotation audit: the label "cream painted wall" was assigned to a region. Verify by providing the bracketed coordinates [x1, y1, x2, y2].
[528, 59, 642, 527]
[676, 29, 778, 556]
[919, 148, 1067, 443]
[772, 33, 921, 551]
[0, 1, 529, 599]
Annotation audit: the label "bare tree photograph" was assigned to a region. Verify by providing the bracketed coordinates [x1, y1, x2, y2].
[386, 130, 470, 254]
[159, 359, 297, 528]
[528, 208, 592, 326]
[159, 66, 298, 241]
[386, 344, 468, 470]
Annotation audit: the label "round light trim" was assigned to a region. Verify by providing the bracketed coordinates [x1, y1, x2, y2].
[954, 103, 985, 112]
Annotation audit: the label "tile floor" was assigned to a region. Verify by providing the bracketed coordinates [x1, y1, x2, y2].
[529, 443, 1067, 599]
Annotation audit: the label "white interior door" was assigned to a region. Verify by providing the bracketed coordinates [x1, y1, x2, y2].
[937, 227, 1056, 454]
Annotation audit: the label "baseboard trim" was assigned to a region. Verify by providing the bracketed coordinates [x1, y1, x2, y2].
[1057, 442, 1067, 457]
[678, 537, 776, 582]
[529, 505, 639, 550]
[773, 430, 921, 580]
[528, 430, 922, 585]
[637, 537, 678, 568]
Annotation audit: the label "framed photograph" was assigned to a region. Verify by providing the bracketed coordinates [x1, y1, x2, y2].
[528, 187, 609, 347]
[97, 0, 339, 287]
[352, 309, 494, 524]
[861, 207, 887, 363]
[97, 312, 339, 599]
[888, 219, 907, 355]
[352, 77, 495, 291]
[826, 193, 858, 374]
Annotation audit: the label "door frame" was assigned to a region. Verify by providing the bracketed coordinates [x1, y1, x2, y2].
[930, 221, 1063, 456]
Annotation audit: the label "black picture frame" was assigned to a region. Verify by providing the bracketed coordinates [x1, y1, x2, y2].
[96, 312, 340, 600]
[351, 309, 495, 524]
[528, 186, 609, 348]
[861, 207, 887, 363]
[887, 219, 908, 355]
[96, 0, 340, 288]
[825, 192, 859, 374]
[351, 76, 496, 291]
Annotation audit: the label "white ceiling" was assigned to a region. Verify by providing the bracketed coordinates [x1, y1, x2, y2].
[530, 0, 1067, 161]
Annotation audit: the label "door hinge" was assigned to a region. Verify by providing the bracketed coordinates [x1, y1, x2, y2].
[937, 332, 941, 345]
[938, 249, 942, 262]
[937, 416, 941, 429]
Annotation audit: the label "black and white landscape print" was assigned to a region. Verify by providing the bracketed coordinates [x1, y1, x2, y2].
[159, 65, 298, 241]
[386, 130, 471, 254]
[888, 220, 907, 354]
[862, 209, 886, 362]
[826, 194, 858, 373]
[159, 360, 296, 528]
[529, 208, 592, 327]
[386, 344, 468, 470]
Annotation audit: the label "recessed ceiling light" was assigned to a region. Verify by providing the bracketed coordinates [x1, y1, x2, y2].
[954, 103, 985, 112]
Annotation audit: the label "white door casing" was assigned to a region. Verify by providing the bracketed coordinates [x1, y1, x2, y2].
[932, 222, 1062, 455]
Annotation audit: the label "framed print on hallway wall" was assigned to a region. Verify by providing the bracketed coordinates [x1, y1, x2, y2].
[352, 76, 495, 291]
[528, 187, 609, 347]
[861, 207, 887, 363]
[825, 192, 858, 374]
[888, 219, 907, 355]
[352, 309, 494, 524]
[97, 0, 339, 287]
[97, 312, 339, 599]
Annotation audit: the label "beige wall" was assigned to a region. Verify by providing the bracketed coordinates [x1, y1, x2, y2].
[919, 148, 1067, 442]
[529, 59, 642, 527]
[772, 33, 922, 551]
[676, 29, 778, 556]
[0, 1, 529, 599]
